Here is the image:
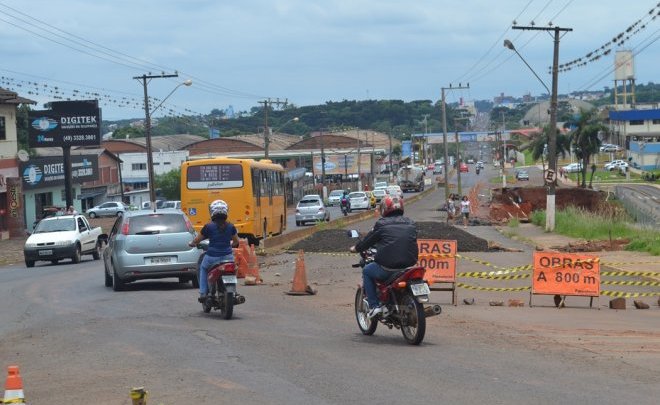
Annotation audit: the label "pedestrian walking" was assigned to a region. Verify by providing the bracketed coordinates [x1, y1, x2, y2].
[460, 195, 471, 228]
[445, 193, 456, 224]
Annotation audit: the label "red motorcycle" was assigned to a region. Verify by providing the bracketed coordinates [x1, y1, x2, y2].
[197, 246, 246, 319]
[351, 241, 441, 345]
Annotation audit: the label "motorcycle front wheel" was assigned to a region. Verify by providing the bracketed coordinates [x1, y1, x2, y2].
[222, 291, 234, 320]
[354, 287, 377, 335]
[400, 293, 426, 345]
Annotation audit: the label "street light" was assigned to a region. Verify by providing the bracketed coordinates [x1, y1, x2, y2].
[503, 40, 550, 94]
[134, 74, 192, 211]
[265, 116, 299, 159]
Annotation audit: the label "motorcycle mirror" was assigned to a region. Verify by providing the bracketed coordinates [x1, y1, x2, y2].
[347, 229, 360, 238]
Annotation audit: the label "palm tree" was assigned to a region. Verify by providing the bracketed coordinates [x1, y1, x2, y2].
[569, 108, 606, 188]
[530, 126, 571, 180]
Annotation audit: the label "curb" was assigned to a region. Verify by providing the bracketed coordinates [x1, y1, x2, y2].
[262, 185, 438, 253]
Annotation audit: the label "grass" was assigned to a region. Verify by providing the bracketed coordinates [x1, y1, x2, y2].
[489, 175, 516, 185]
[531, 207, 660, 255]
[508, 218, 520, 228]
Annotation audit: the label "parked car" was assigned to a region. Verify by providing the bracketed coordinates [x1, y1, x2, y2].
[161, 200, 181, 209]
[86, 201, 127, 218]
[103, 209, 201, 291]
[347, 192, 370, 211]
[372, 188, 387, 203]
[600, 144, 622, 152]
[604, 160, 627, 171]
[515, 170, 529, 181]
[562, 163, 583, 173]
[327, 190, 345, 206]
[295, 195, 330, 226]
[459, 163, 469, 173]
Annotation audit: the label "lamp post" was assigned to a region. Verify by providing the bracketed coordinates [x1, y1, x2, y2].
[134, 73, 192, 211]
[506, 25, 571, 231]
[266, 117, 299, 159]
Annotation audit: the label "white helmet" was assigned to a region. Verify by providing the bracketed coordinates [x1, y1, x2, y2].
[209, 199, 229, 219]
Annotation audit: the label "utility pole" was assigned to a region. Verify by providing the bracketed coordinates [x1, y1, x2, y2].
[454, 117, 470, 196]
[441, 83, 470, 199]
[357, 130, 362, 190]
[513, 25, 571, 231]
[422, 114, 430, 165]
[388, 130, 393, 181]
[134, 72, 179, 210]
[501, 111, 507, 188]
[259, 98, 287, 159]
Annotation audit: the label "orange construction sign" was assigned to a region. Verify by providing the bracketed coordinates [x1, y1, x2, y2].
[417, 239, 457, 285]
[532, 251, 600, 297]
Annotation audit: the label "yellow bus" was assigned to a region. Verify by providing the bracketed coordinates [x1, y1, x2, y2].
[180, 157, 287, 244]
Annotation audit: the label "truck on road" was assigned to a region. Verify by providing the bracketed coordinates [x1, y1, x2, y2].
[397, 165, 425, 192]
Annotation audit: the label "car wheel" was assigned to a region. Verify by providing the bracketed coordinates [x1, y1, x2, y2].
[89, 212, 97, 218]
[51, 259, 59, 265]
[92, 242, 101, 260]
[25, 259, 35, 268]
[72, 245, 81, 264]
[112, 265, 125, 291]
[296, 221, 301, 226]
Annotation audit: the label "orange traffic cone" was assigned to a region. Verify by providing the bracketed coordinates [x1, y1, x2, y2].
[3, 365, 25, 404]
[286, 250, 316, 295]
[244, 244, 262, 285]
[233, 248, 248, 279]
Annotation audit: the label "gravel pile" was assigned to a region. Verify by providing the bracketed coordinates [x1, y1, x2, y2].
[289, 222, 492, 253]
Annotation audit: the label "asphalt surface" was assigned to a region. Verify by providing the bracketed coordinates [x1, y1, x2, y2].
[0, 165, 657, 404]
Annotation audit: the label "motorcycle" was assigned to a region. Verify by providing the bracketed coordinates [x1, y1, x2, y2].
[340, 197, 350, 216]
[349, 230, 441, 345]
[197, 243, 246, 319]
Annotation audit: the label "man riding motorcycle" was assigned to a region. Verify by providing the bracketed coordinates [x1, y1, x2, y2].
[340, 189, 351, 214]
[350, 195, 418, 318]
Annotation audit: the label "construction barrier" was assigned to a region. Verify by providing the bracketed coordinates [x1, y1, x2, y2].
[530, 251, 601, 307]
[417, 239, 457, 305]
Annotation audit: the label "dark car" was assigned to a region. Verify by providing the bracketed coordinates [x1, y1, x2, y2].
[103, 209, 201, 291]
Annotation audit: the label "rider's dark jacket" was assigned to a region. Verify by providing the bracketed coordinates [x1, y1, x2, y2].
[354, 214, 418, 270]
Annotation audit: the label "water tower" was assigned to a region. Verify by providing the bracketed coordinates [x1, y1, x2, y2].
[613, 50, 635, 109]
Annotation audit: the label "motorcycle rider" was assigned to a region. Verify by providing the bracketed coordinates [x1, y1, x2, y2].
[189, 200, 240, 302]
[350, 195, 418, 318]
[340, 189, 351, 213]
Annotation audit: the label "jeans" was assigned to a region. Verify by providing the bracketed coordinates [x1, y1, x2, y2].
[199, 253, 234, 295]
[362, 261, 391, 308]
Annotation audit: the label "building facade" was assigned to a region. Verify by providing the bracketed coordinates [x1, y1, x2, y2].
[608, 107, 660, 170]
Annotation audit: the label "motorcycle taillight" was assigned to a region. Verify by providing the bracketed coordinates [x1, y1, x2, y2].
[407, 266, 425, 279]
[221, 263, 236, 274]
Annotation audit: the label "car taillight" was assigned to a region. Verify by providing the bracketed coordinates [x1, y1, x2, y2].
[183, 216, 194, 233]
[121, 219, 130, 235]
[318, 207, 324, 212]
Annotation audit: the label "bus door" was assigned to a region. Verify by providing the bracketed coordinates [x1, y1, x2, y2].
[252, 168, 262, 237]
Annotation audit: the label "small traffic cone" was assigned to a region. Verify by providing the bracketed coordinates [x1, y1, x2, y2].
[286, 250, 316, 295]
[233, 248, 248, 279]
[130, 387, 148, 405]
[244, 244, 262, 285]
[3, 365, 25, 404]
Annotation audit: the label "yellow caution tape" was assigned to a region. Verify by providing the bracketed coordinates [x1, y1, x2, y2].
[602, 261, 660, 266]
[600, 280, 660, 287]
[456, 282, 530, 292]
[601, 290, 660, 298]
[601, 270, 660, 277]
[458, 271, 531, 280]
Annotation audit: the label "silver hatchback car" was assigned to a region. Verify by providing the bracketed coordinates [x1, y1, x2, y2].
[103, 209, 201, 291]
[295, 195, 330, 226]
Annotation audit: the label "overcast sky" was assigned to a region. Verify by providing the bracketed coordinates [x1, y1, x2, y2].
[1, 0, 658, 120]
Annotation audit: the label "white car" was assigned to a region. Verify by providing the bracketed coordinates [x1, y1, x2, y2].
[562, 163, 582, 173]
[348, 192, 370, 211]
[327, 190, 345, 206]
[386, 185, 403, 199]
[374, 181, 388, 189]
[604, 160, 627, 171]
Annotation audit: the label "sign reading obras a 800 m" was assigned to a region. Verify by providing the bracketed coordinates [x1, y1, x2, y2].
[532, 251, 600, 297]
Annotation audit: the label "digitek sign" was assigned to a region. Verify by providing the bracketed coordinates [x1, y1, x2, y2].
[19, 155, 99, 190]
[27, 100, 101, 147]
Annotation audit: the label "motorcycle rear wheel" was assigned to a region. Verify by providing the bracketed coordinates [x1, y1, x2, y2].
[400, 293, 426, 345]
[222, 292, 234, 320]
[354, 288, 377, 335]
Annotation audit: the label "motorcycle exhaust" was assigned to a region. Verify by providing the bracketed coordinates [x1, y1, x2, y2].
[424, 304, 442, 318]
[234, 295, 246, 305]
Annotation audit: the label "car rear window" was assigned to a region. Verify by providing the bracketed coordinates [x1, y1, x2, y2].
[349, 192, 365, 198]
[298, 199, 321, 207]
[127, 214, 188, 235]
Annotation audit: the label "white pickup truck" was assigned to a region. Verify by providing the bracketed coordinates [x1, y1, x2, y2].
[23, 214, 106, 267]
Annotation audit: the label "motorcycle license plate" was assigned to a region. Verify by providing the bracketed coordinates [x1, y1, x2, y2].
[39, 249, 53, 256]
[410, 282, 430, 296]
[222, 275, 237, 284]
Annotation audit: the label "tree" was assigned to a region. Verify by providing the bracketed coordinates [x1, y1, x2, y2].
[569, 108, 606, 188]
[530, 125, 571, 174]
[155, 169, 181, 200]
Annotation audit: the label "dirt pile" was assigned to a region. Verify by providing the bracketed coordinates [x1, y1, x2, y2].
[490, 186, 607, 222]
[549, 239, 630, 253]
[288, 222, 492, 253]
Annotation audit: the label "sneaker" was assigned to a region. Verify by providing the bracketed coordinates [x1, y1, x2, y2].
[367, 304, 389, 319]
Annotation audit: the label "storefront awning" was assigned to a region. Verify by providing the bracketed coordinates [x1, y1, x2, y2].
[78, 191, 104, 200]
[122, 177, 149, 184]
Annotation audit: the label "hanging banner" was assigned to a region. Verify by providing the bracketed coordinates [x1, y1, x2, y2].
[312, 153, 371, 175]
